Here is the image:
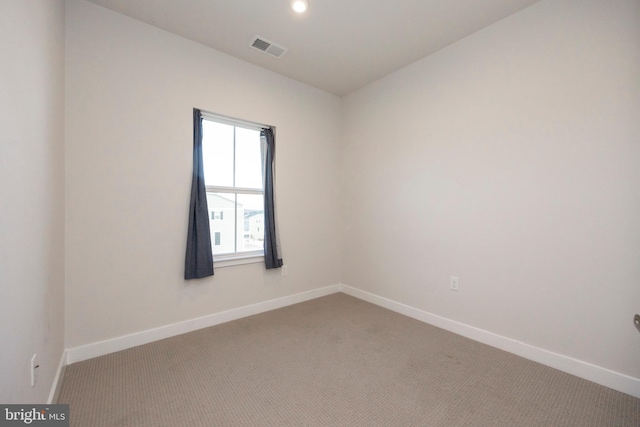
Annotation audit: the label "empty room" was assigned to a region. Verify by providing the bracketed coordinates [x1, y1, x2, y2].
[1, 0, 639, 425]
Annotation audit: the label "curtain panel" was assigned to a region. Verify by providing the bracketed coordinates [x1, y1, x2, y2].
[261, 128, 283, 269]
[184, 109, 214, 279]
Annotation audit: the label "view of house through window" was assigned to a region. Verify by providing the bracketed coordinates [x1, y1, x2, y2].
[202, 116, 265, 258]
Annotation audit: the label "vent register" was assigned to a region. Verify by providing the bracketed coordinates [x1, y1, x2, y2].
[249, 36, 288, 59]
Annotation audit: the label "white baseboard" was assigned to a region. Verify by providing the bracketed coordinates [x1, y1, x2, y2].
[339, 283, 640, 399]
[63, 283, 639, 399]
[48, 351, 66, 404]
[66, 284, 340, 365]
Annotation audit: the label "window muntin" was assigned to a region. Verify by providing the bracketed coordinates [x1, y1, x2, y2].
[202, 116, 265, 259]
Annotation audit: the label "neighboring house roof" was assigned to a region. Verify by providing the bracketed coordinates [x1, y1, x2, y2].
[244, 209, 262, 220]
[208, 193, 239, 208]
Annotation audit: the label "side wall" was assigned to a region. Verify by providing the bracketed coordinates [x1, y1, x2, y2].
[65, 0, 342, 349]
[0, 0, 66, 403]
[342, 0, 640, 380]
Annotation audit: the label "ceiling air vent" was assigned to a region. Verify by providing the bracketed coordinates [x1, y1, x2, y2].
[249, 36, 288, 59]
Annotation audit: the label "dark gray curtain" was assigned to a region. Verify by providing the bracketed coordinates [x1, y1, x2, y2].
[185, 109, 214, 279]
[261, 128, 283, 269]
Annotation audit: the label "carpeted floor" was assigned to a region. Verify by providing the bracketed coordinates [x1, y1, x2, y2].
[58, 293, 640, 426]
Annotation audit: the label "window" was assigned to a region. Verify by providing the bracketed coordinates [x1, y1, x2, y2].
[201, 114, 265, 261]
[185, 108, 281, 278]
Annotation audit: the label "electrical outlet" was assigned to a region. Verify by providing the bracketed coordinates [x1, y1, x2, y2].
[30, 354, 38, 387]
[281, 265, 288, 276]
[450, 276, 459, 291]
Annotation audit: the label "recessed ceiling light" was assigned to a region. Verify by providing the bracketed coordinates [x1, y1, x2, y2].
[291, 0, 308, 13]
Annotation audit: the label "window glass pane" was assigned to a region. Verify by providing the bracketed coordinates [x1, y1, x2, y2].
[207, 193, 236, 255]
[235, 127, 263, 189]
[236, 193, 264, 253]
[202, 120, 233, 187]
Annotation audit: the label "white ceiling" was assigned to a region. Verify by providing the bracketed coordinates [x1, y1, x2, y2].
[86, 0, 543, 96]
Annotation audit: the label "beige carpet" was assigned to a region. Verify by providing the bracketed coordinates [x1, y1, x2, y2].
[59, 293, 639, 426]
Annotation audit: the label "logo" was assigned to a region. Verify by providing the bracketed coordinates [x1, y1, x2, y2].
[0, 405, 68, 426]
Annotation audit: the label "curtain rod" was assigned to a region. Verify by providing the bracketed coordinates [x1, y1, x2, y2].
[198, 109, 272, 131]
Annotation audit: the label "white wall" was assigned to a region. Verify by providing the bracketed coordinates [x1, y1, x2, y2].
[342, 0, 640, 380]
[65, 0, 342, 349]
[0, 1, 66, 403]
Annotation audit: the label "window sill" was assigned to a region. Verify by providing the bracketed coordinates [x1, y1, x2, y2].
[214, 254, 264, 268]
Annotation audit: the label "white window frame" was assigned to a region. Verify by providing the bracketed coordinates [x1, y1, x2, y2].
[201, 111, 270, 268]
